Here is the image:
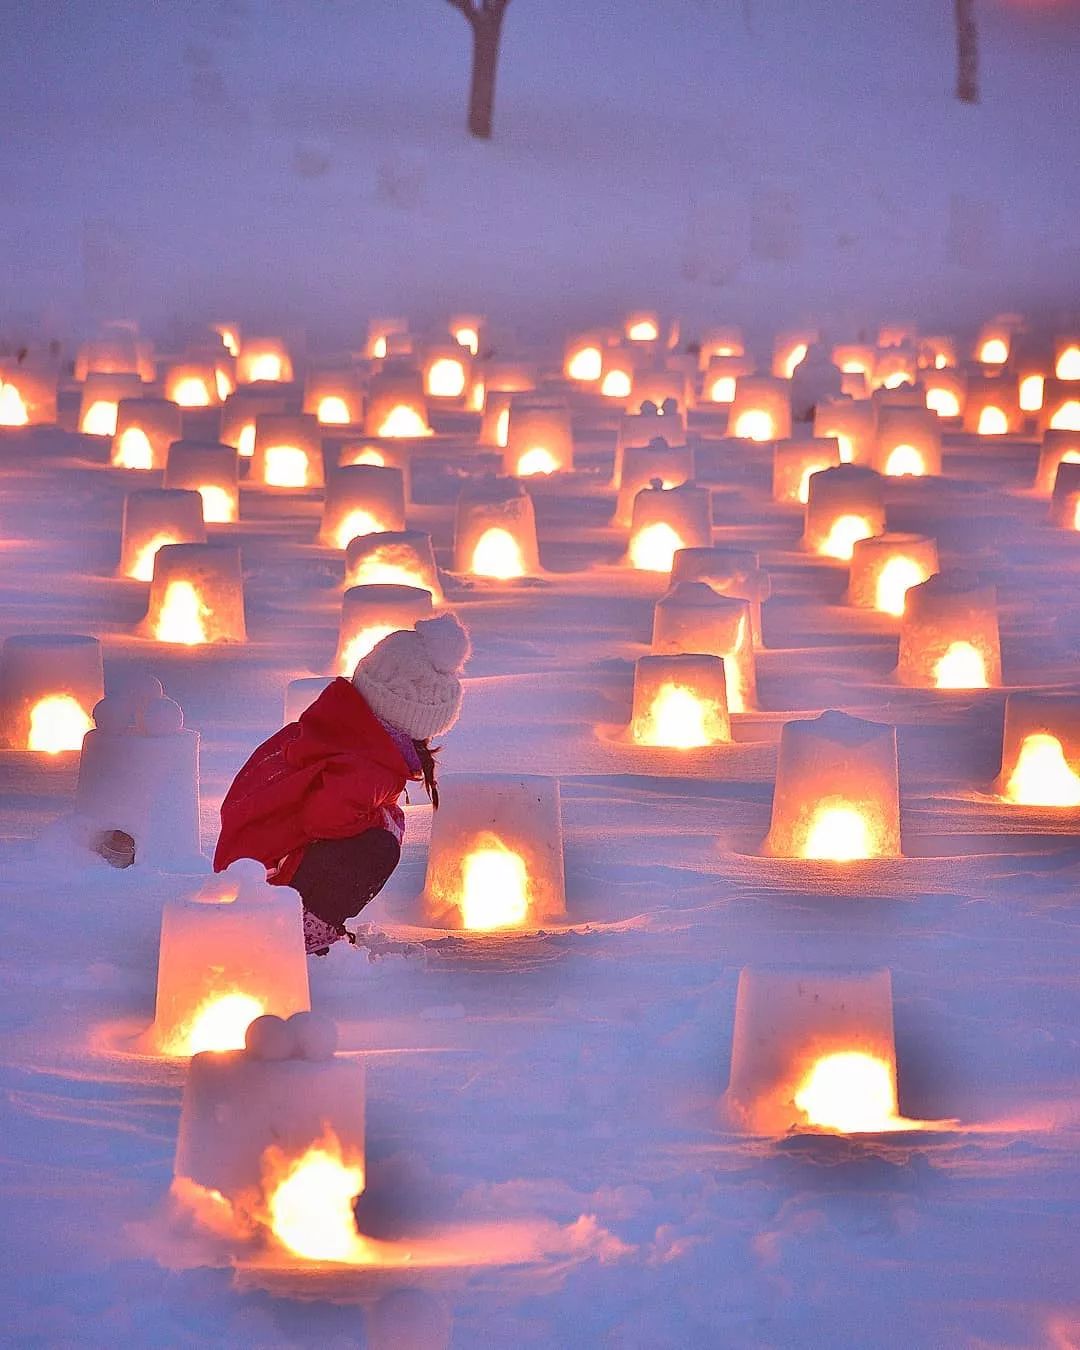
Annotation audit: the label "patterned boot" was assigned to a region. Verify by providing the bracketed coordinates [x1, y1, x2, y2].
[303, 909, 351, 957]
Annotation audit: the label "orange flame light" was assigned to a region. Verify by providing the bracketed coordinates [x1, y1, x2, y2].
[317, 396, 351, 425]
[793, 1052, 903, 1133]
[875, 555, 929, 617]
[1050, 400, 1080, 432]
[264, 446, 309, 488]
[1057, 346, 1080, 381]
[248, 353, 284, 383]
[339, 626, 395, 675]
[27, 695, 93, 753]
[516, 447, 559, 477]
[629, 521, 685, 573]
[925, 387, 961, 419]
[426, 357, 466, 399]
[979, 337, 1009, 365]
[131, 533, 180, 583]
[334, 510, 383, 551]
[977, 406, 1009, 436]
[1004, 734, 1080, 808]
[733, 409, 775, 442]
[197, 485, 234, 525]
[155, 581, 209, 645]
[634, 684, 719, 749]
[81, 400, 118, 437]
[263, 1131, 368, 1263]
[567, 346, 602, 382]
[460, 843, 530, 931]
[820, 514, 874, 561]
[1019, 375, 1045, 413]
[377, 404, 431, 438]
[601, 369, 632, 399]
[172, 377, 211, 408]
[884, 444, 925, 477]
[471, 528, 525, 580]
[0, 382, 29, 426]
[166, 992, 265, 1058]
[115, 427, 155, 470]
[801, 803, 874, 861]
[934, 640, 987, 689]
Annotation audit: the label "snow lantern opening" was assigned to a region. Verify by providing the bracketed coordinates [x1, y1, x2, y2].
[1034, 430, 1080, 496]
[0, 380, 28, 426]
[872, 351, 917, 392]
[421, 775, 566, 932]
[763, 711, 901, 861]
[452, 324, 480, 357]
[344, 531, 443, 603]
[997, 694, 1080, 808]
[771, 436, 842, 505]
[703, 353, 754, 406]
[453, 478, 540, 579]
[848, 533, 939, 618]
[503, 399, 574, 477]
[165, 362, 220, 409]
[236, 337, 292, 386]
[1049, 399, 1080, 432]
[813, 398, 877, 466]
[631, 654, 731, 749]
[924, 372, 966, 420]
[145, 543, 246, 645]
[480, 391, 513, 448]
[670, 546, 771, 647]
[424, 350, 469, 401]
[364, 371, 433, 439]
[874, 407, 942, 477]
[164, 442, 240, 524]
[615, 438, 693, 526]
[652, 582, 756, 713]
[219, 390, 286, 459]
[772, 331, 814, 380]
[213, 323, 240, 357]
[111, 397, 184, 471]
[564, 336, 605, 383]
[0, 634, 103, 754]
[302, 369, 363, 427]
[120, 488, 207, 582]
[697, 327, 745, 366]
[628, 480, 711, 573]
[802, 464, 886, 561]
[625, 312, 660, 343]
[977, 334, 1010, 366]
[333, 584, 433, 677]
[79, 372, 144, 437]
[978, 406, 1009, 436]
[1018, 373, 1046, 413]
[0, 359, 57, 426]
[963, 378, 1021, 437]
[600, 358, 634, 401]
[896, 574, 1001, 689]
[251, 413, 323, 489]
[727, 376, 791, 442]
[320, 464, 406, 550]
[366, 317, 409, 361]
[1055, 342, 1080, 382]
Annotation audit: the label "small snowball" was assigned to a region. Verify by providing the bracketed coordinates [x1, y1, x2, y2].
[226, 857, 269, 896]
[121, 673, 164, 706]
[245, 1015, 295, 1060]
[139, 696, 184, 736]
[286, 1011, 338, 1060]
[92, 695, 134, 734]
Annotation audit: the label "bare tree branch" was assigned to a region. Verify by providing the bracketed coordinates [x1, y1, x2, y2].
[444, 0, 477, 21]
[955, 0, 979, 103]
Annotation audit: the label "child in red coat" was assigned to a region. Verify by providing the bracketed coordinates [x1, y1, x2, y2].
[214, 612, 470, 953]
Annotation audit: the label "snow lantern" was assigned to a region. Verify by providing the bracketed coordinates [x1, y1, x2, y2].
[120, 488, 207, 582]
[630, 654, 731, 748]
[633, 369, 690, 415]
[628, 481, 711, 573]
[344, 530, 443, 603]
[452, 478, 540, 579]
[963, 377, 1022, 437]
[219, 390, 286, 460]
[79, 372, 145, 438]
[111, 397, 183, 471]
[164, 360, 220, 409]
[772, 330, 816, 381]
[847, 533, 940, 618]
[75, 324, 148, 381]
[480, 390, 513, 448]
[1049, 462, 1080, 531]
[1053, 337, 1080, 382]
[1039, 379, 1080, 434]
[974, 320, 1014, 367]
[0, 360, 57, 426]
[212, 322, 241, 358]
[302, 368, 363, 426]
[173, 1011, 368, 1263]
[145, 543, 246, 645]
[503, 399, 574, 478]
[918, 335, 958, 371]
[478, 359, 536, 397]
[598, 349, 636, 402]
[727, 376, 792, 442]
[697, 326, 745, 367]
[701, 353, 754, 407]
[564, 331, 609, 383]
[251, 413, 324, 489]
[449, 312, 484, 356]
[923, 370, 967, 421]
[421, 774, 566, 931]
[813, 398, 877, 465]
[997, 693, 1080, 808]
[652, 582, 756, 713]
[670, 546, 771, 647]
[771, 436, 842, 505]
[75, 675, 202, 868]
[1034, 430, 1080, 496]
[236, 337, 293, 385]
[615, 437, 694, 526]
[0, 634, 103, 753]
[422, 345, 470, 401]
[613, 404, 687, 489]
[366, 316, 409, 360]
[364, 370, 432, 439]
[1014, 355, 1048, 415]
[896, 574, 1001, 689]
[319, 464, 406, 550]
[145, 861, 308, 1056]
[725, 968, 909, 1135]
[873, 407, 943, 477]
[284, 677, 334, 725]
[333, 584, 433, 676]
[802, 465, 886, 561]
[164, 442, 240, 524]
[831, 343, 876, 382]
[624, 310, 661, 344]
[764, 711, 900, 860]
[871, 348, 917, 392]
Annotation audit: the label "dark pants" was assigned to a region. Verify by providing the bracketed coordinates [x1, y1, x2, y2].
[290, 828, 401, 928]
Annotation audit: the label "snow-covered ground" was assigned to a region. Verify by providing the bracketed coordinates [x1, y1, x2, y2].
[0, 376, 1078, 1345]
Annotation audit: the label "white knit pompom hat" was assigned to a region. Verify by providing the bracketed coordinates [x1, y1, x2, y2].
[351, 612, 471, 740]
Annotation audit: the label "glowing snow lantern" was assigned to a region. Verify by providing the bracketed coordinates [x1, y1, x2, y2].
[452, 478, 540, 579]
[802, 465, 885, 560]
[333, 584, 433, 676]
[320, 464, 406, 549]
[963, 378, 1021, 437]
[449, 313, 483, 355]
[422, 774, 566, 931]
[703, 354, 754, 406]
[924, 371, 966, 420]
[75, 324, 147, 381]
[213, 323, 241, 357]
[145, 544, 246, 645]
[652, 582, 756, 713]
[173, 1011, 365, 1259]
[120, 488, 207, 581]
[0, 634, 103, 753]
[697, 327, 745, 368]
[628, 481, 711, 573]
[625, 312, 660, 343]
[997, 694, 1080, 808]
[75, 677, 203, 868]
[976, 331, 1010, 366]
[764, 711, 900, 860]
[503, 399, 574, 477]
[366, 317, 408, 360]
[110, 398, 183, 471]
[0, 380, 28, 426]
[613, 403, 688, 489]
[634, 369, 689, 416]
[165, 362, 219, 409]
[364, 372, 432, 439]
[1016, 359, 1047, 414]
[251, 413, 324, 489]
[344, 530, 442, 603]
[831, 344, 875, 380]
[917, 335, 957, 371]
[423, 349, 469, 401]
[630, 654, 731, 748]
[480, 390, 513, 448]
[725, 968, 910, 1135]
[771, 436, 842, 505]
[772, 331, 815, 380]
[164, 442, 240, 524]
[872, 349, 917, 392]
[1032, 429, 1080, 496]
[302, 369, 363, 427]
[874, 407, 942, 478]
[615, 437, 694, 526]
[599, 354, 635, 401]
[670, 546, 771, 647]
[219, 391, 286, 460]
[896, 574, 1001, 689]
[813, 398, 877, 466]
[1048, 461, 1080, 530]
[728, 377, 791, 442]
[79, 372, 144, 437]
[847, 533, 939, 617]
[564, 337, 605, 384]
[236, 337, 293, 386]
[1055, 341, 1080, 382]
[478, 359, 537, 396]
[1040, 380, 1080, 434]
[0, 361, 57, 426]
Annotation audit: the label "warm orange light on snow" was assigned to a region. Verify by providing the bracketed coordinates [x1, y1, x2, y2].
[1004, 733, 1080, 807]
[601, 369, 632, 399]
[567, 346, 602, 382]
[494, 406, 510, 447]
[978, 406, 1009, 436]
[629, 521, 685, 572]
[460, 845, 530, 931]
[215, 368, 233, 402]
[820, 514, 874, 561]
[378, 404, 431, 438]
[794, 1052, 900, 1133]
[197, 485, 234, 525]
[471, 528, 525, 580]
[1057, 346, 1080, 381]
[781, 342, 809, 380]
[172, 377, 211, 408]
[236, 423, 256, 458]
[248, 353, 284, 383]
[934, 640, 987, 689]
[130, 533, 180, 583]
[454, 325, 480, 355]
[218, 327, 239, 357]
[265, 1133, 367, 1263]
[733, 409, 775, 442]
[342, 445, 386, 468]
[515, 446, 559, 477]
[979, 337, 1009, 365]
[709, 375, 737, 404]
[0, 382, 29, 426]
[426, 357, 467, 399]
[334, 510, 382, 551]
[874, 555, 928, 617]
[925, 387, 961, 419]
[884, 444, 926, 477]
[175, 992, 265, 1057]
[264, 446, 310, 488]
[636, 684, 713, 749]
[1019, 374, 1045, 413]
[317, 395, 351, 425]
[26, 695, 93, 754]
[81, 400, 118, 437]
[155, 581, 209, 645]
[628, 319, 659, 342]
[340, 626, 395, 674]
[1050, 400, 1080, 432]
[801, 803, 874, 861]
[115, 427, 154, 470]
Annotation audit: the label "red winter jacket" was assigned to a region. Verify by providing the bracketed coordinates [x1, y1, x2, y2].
[213, 679, 418, 884]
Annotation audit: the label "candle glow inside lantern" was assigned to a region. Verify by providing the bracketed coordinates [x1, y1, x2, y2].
[772, 330, 815, 380]
[613, 405, 687, 489]
[997, 693, 1080, 808]
[1033, 429, 1080, 496]
[1040, 380, 1080, 433]
[366, 317, 408, 360]
[452, 478, 540, 579]
[670, 547, 771, 647]
[725, 968, 914, 1135]
[145, 860, 309, 1056]
[763, 711, 901, 860]
[848, 532, 940, 618]
[871, 349, 917, 391]
[503, 399, 574, 477]
[333, 584, 433, 675]
[319, 464, 406, 550]
[630, 654, 731, 748]
[873, 407, 943, 477]
[803, 465, 886, 561]
[963, 378, 1022, 437]
[615, 438, 694, 526]
[1049, 462, 1080, 531]
[423, 347, 469, 400]
[702, 353, 754, 405]
[344, 531, 443, 602]
[172, 1011, 367, 1263]
[923, 370, 967, 420]
[727, 376, 792, 442]
[813, 398, 877, 465]
[164, 442, 240, 524]
[219, 391, 287, 459]
[76, 676, 202, 868]
[624, 311, 661, 343]
[697, 326, 745, 367]
[563, 333, 608, 383]
[251, 413, 324, 489]
[364, 371, 433, 438]
[628, 481, 712, 573]
[236, 337, 293, 385]
[831, 344, 876, 379]
[421, 774, 566, 931]
[896, 574, 1001, 689]
[145, 544, 246, 645]
[0, 361, 58, 426]
[80, 372, 145, 437]
[120, 488, 207, 582]
[480, 390, 513, 447]
[599, 350, 635, 400]
[164, 361, 220, 409]
[450, 313, 483, 355]
[772, 436, 842, 505]
[303, 369, 363, 426]
[0, 634, 103, 754]
[111, 398, 184, 470]
[652, 582, 756, 713]
[975, 324, 1012, 366]
[1054, 340, 1080, 381]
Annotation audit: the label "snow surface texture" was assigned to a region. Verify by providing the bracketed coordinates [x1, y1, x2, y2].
[0, 328, 1079, 1347]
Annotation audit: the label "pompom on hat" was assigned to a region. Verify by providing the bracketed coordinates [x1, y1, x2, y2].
[351, 612, 471, 740]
